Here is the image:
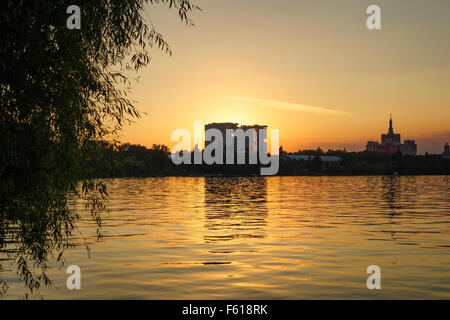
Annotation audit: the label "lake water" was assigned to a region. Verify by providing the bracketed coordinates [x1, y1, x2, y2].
[1, 176, 450, 299]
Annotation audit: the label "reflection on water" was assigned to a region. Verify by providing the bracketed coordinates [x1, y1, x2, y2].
[1, 176, 449, 299]
[204, 177, 267, 243]
[382, 176, 403, 211]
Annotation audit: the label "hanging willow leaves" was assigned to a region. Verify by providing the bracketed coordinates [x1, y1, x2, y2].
[0, 0, 199, 296]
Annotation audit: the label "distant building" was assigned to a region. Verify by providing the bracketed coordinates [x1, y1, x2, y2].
[401, 140, 417, 156]
[365, 115, 417, 156]
[205, 122, 239, 150]
[366, 141, 378, 152]
[204, 122, 268, 162]
[443, 143, 450, 159]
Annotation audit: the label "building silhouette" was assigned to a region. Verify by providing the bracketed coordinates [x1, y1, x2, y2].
[204, 122, 267, 163]
[443, 143, 450, 159]
[366, 115, 417, 156]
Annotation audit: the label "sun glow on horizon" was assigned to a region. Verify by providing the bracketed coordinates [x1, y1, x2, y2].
[120, 0, 450, 154]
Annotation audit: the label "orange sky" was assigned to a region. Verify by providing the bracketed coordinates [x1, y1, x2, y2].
[119, 0, 450, 154]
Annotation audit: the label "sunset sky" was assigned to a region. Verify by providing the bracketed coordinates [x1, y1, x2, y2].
[120, 0, 450, 154]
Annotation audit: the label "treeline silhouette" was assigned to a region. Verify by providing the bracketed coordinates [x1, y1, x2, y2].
[84, 142, 450, 177]
[280, 149, 450, 175]
[83, 141, 176, 177]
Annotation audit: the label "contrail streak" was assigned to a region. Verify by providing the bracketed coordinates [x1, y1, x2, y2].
[228, 96, 351, 115]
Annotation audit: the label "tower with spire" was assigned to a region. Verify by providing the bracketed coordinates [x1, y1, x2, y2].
[388, 113, 394, 135]
[381, 114, 401, 146]
[366, 114, 417, 155]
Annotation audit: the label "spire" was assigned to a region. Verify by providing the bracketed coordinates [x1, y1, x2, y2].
[388, 113, 394, 134]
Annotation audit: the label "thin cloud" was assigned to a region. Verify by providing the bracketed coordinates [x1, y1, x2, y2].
[228, 96, 351, 115]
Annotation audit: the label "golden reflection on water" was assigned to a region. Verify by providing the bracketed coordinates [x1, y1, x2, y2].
[204, 177, 268, 243]
[1, 176, 449, 299]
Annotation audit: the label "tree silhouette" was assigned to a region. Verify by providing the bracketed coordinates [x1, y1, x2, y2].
[0, 0, 199, 296]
